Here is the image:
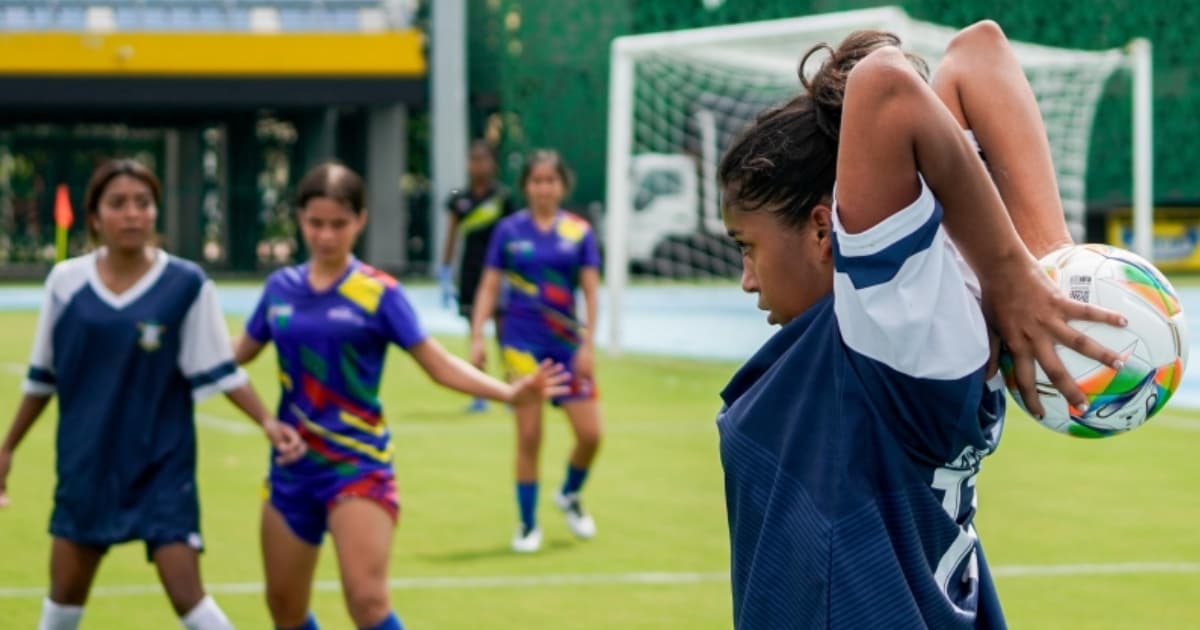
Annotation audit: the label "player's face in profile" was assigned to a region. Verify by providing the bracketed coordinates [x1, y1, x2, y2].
[94, 175, 157, 252]
[725, 204, 833, 326]
[299, 197, 366, 264]
[467, 147, 496, 183]
[524, 163, 565, 212]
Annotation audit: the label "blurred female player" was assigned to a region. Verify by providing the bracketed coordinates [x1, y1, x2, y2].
[439, 140, 515, 412]
[715, 23, 1125, 628]
[234, 162, 566, 630]
[0, 158, 304, 630]
[469, 150, 603, 553]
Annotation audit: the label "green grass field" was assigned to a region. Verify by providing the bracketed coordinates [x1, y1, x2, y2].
[0, 310, 1197, 629]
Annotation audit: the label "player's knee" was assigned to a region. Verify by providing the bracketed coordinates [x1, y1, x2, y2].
[516, 424, 543, 449]
[164, 587, 205, 617]
[345, 587, 390, 628]
[48, 583, 90, 607]
[576, 427, 602, 452]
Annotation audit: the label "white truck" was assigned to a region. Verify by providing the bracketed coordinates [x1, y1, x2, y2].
[625, 152, 739, 277]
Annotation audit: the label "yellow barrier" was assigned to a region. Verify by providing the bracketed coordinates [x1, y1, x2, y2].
[0, 31, 425, 76]
[1107, 208, 1200, 271]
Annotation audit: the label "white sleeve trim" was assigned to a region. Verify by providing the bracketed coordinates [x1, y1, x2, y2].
[24, 258, 89, 394]
[832, 180, 989, 380]
[178, 279, 238, 384]
[21, 379, 55, 396]
[192, 367, 249, 402]
[832, 175, 936, 256]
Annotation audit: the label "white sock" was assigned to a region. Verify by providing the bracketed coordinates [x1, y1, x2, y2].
[180, 595, 234, 630]
[38, 598, 83, 630]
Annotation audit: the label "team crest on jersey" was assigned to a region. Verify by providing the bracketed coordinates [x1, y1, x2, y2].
[137, 321, 165, 351]
[268, 303, 294, 328]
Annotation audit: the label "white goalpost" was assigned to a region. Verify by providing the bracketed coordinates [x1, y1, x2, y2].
[604, 6, 1153, 355]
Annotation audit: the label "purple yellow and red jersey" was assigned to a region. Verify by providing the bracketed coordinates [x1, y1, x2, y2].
[246, 260, 427, 480]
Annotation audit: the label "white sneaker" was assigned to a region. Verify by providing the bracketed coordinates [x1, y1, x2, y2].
[555, 492, 597, 540]
[511, 525, 542, 553]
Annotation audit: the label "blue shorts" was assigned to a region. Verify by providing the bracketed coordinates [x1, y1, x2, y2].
[266, 467, 398, 546]
[499, 342, 597, 407]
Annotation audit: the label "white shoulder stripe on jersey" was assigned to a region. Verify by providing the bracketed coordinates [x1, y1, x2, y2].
[20, 380, 54, 396]
[832, 179, 989, 380]
[24, 255, 95, 390]
[192, 368, 249, 402]
[179, 280, 240, 386]
[833, 238, 989, 379]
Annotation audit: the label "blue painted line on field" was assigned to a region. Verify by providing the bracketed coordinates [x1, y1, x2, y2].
[3, 283, 1199, 410]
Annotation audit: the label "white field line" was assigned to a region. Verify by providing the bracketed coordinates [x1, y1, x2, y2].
[196, 413, 713, 436]
[1, 563, 1199, 599]
[196, 413, 258, 435]
[1154, 416, 1200, 432]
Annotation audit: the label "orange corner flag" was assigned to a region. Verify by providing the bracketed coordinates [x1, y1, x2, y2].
[54, 184, 73, 229]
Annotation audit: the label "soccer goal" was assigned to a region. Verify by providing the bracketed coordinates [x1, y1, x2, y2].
[603, 6, 1153, 354]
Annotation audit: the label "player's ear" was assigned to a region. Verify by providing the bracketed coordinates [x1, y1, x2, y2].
[809, 203, 834, 258]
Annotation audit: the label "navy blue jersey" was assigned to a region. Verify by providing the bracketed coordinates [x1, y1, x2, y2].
[718, 179, 1007, 629]
[23, 250, 247, 547]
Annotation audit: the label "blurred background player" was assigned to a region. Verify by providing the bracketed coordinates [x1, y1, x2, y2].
[0, 158, 303, 630]
[715, 26, 1125, 628]
[234, 162, 566, 630]
[469, 150, 603, 553]
[439, 139, 515, 413]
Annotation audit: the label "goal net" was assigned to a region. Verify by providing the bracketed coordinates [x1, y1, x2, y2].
[604, 6, 1152, 353]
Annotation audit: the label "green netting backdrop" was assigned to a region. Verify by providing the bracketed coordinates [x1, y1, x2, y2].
[470, 0, 1199, 214]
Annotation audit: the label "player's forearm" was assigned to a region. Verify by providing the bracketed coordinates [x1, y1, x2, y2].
[2, 394, 51, 453]
[936, 20, 1072, 257]
[441, 217, 459, 265]
[580, 269, 599, 349]
[415, 339, 514, 402]
[878, 55, 1033, 277]
[582, 295, 598, 350]
[437, 356, 514, 402]
[921, 130, 1032, 276]
[836, 47, 1027, 276]
[224, 383, 274, 426]
[233, 335, 265, 366]
[470, 272, 500, 340]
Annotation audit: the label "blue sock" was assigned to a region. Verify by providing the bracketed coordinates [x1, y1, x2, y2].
[280, 613, 319, 630]
[361, 611, 404, 630]
[561, 464, 590, 496]
[516, 481, 538, 532]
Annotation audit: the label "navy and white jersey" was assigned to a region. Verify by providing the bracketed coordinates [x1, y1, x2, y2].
[23, 249, 247, 546]
[718, 178, 1007, 629]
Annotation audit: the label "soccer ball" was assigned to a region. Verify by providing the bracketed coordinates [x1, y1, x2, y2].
[1001, 244, 1188, 438]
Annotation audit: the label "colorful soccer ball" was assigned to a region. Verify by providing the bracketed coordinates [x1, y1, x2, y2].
[1002, 244, 1188, 438]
